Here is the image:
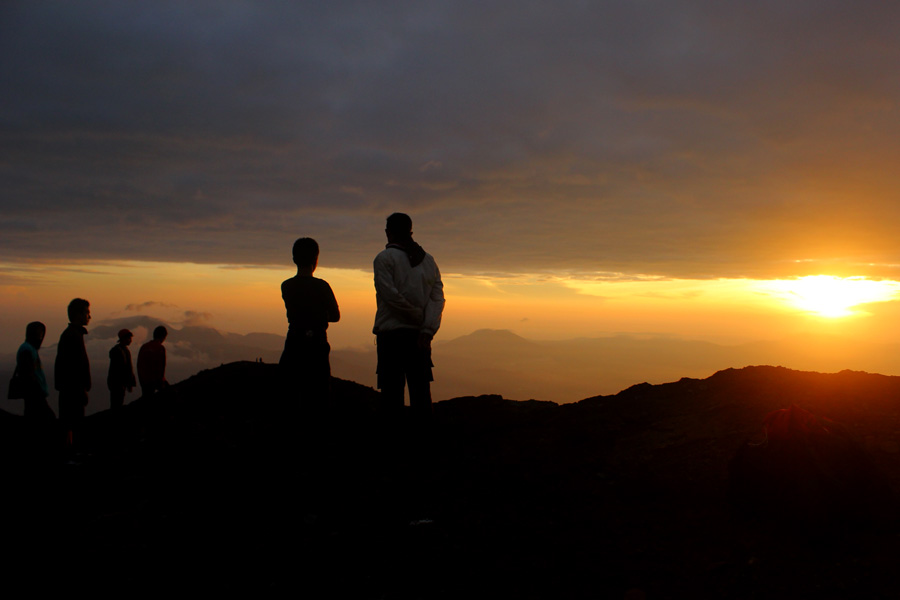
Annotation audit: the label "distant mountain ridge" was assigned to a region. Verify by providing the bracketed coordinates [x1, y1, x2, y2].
[427, 328, 900, 402]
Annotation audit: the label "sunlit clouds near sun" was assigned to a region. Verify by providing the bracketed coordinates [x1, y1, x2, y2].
[758, 275, 900, 318]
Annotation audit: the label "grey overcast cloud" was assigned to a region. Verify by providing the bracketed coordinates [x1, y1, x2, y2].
[3, 1, 900, 279]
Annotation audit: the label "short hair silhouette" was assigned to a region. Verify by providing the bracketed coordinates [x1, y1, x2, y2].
[118, 328, 133, 341]
[292, 237, 320, 267]
[67, 298, 90, 321]
[26, 321, 46, 341]
[153, 325, 167, 340]
[386, 213, 413, 238]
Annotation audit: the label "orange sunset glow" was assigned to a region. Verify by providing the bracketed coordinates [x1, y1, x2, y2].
[5, 2, 900, 406]
[5, 257, 900, 407]
[8, 5, 900, 597]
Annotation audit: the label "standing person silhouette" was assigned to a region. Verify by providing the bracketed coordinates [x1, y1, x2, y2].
[16, 321, 55, 421]
[107, 329, 136, 409]
[373, 213, 445, 420]
[137, 326, 169, 396]
[280, 237, 340, 408]
[55, 298, 91, 452]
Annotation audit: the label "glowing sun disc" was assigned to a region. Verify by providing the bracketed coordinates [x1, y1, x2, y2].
[763, 275, 900, 318]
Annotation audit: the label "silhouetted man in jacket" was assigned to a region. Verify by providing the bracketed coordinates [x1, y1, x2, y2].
[107, 328, 136, 409]
[138, 326, 168, 396]
[55, 298, 91, 450]
[373, 213, 445, 420]
[17, 321, 54, 421]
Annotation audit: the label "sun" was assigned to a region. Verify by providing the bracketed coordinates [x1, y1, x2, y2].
[762, 275, 900, 318]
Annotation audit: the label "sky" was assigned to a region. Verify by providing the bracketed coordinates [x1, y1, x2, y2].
[4, 1, 900, 373]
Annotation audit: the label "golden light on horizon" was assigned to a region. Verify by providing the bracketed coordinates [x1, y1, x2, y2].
[7, 259, 900, 357]
[760, 275, 900, 318]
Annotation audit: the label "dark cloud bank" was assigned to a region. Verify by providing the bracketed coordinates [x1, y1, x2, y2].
[3, 1, 900, 279]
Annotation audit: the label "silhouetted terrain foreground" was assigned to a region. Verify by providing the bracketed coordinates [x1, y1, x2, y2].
[4, 364, 900, 597]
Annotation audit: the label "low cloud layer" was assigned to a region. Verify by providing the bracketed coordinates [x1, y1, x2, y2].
[3, 1, 900, 279]
[125, 301, 177, 312]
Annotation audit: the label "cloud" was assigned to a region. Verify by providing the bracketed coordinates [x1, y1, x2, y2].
[119, 303, 212, 327]
[125, 301, 177, 312]
[3, 2, 900, 279]
[419, 160, 443, 172]
[181, 310, 213, 326]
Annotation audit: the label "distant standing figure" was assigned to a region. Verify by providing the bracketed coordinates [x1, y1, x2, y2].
[280, 237, 341, 405]
[55, 298, 92, 447]
[137, 326, 169, 395]
[16, 321, 55, 420]
[107, 328, 136, 409]
[373, 213, 445, 419]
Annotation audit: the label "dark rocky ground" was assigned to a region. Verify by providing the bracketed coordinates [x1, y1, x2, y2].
[3, 363, 900, 598]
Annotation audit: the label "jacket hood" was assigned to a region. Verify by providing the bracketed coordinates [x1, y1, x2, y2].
[386, 240, 427, 268]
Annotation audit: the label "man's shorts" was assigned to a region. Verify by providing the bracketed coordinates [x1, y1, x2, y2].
[375, 328, 434, 389]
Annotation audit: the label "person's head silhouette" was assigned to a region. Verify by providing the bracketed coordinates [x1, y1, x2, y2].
[67, 298, 91, 326]
[118, 329, 133, 345]
[25, 321, 46, 349]
[385, 213, 413, 244]
[292, 237, 319, 274]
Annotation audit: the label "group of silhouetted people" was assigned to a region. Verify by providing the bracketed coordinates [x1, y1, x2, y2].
[280, 212, 445, 419]
[9, 297, 170, 458]
[8, 212, 443, 459]
[283, 213, 444, 525]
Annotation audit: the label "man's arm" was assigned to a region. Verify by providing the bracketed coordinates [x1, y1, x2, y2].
[81, 337, 91, 392]
[326, 283, 340, 323]
[16, 346, 40, 390]
[54, 333, 67, 391]
[421, 262, 445, 337]
[127, 348, 136, 390]
[158, 345, 168, 385]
